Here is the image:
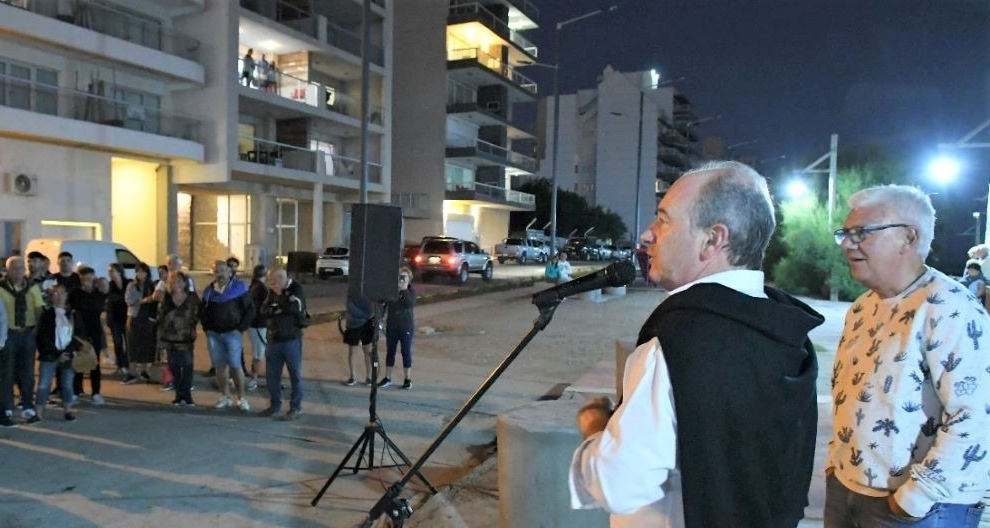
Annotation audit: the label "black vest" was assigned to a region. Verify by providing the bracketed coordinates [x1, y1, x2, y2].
[637, 283, 822, 528]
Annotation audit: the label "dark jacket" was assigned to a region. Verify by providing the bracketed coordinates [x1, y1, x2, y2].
[261, 280, 306, 343]
[637, 283, 823, 528]
[200, 278, 254, 333]
[249, 278, 268, 328]
[158, 292, 201, 344]
[69, 287, 107, 351]
[55, 272, 81, 293]
[386, 286, 415, 334]
[36, 306, 85, 362]
[105, 277, 130, 326]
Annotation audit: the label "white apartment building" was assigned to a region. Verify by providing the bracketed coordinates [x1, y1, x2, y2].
[0, 0, 392, 269]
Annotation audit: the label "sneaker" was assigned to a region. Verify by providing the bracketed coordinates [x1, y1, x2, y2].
[20, 408, 36, 420]
[122, 374, 140, 385]
[343, 377, 356, 386]
[214, 396, 232, 409]
[401, 379, 412, 390]
[238, 398, 251, 412]
[92, 395, 105, 406]
[161, 383, 175, 392]
[364, 378, 372, 386]
[117, 368, 128, 377]
[0, 415, 16, 428]
[64, 412, 76, 422]
[377, 377, 391, 388]
[66, 396, 78, 408]
[184, 400, 196, 407]
[140, 371, 151, 383]
[25, 414, 41, 425]
[258, 406, 279, 417]
[246, 378, 259, 392]
[280, 409, 301, 421]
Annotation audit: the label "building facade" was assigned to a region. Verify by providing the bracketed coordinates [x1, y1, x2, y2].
[0, 0, 392, 269]
[393, 0, 539, 253]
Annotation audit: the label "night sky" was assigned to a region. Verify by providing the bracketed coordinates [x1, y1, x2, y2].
[521, 0, 990, 271]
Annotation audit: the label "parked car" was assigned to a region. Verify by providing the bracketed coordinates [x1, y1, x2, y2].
[402, 244, 421, 271]
[494, 237, 545, 264]
[316, 246, 349, 277]
[416, 237, 493, 284]
[26, 239, 143, 279]
[611, 245, 633, 260]
[562, 238, 599, 261]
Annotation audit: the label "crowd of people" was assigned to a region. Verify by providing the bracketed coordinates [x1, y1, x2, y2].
[0, 253, 311, 427]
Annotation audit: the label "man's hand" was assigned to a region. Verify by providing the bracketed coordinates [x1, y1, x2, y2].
[577, 396, 613, 439]
[888, 495, 916, 519]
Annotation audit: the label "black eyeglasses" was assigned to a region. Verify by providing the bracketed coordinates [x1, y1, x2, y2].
[833, 224, 912, 245]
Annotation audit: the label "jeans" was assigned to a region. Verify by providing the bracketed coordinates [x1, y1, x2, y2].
[165, 342, 194, 402]
[247, 327, 267, 360]
[385, 330, 413, 368]
[9, 329, 36, 410]
[36, 360, 74, 409]
[108, 320, 128, 370]
[207, 330, 243, 369]
[0, 345, 13, 415]
[824, 473, 984, 528]
[266, 338, 302, 411]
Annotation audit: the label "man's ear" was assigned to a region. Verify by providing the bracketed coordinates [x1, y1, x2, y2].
[700, 223, 731, 260]
[903, 226, 920, 249]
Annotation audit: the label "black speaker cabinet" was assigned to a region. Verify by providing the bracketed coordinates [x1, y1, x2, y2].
[348, 204, 402, 302]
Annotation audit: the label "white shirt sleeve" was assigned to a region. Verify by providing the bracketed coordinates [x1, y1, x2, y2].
[569, 337, 677, 515]
[0, 300, 7, 349]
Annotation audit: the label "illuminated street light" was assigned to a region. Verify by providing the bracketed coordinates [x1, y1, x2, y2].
[927, 155, 962, 185]
[786, 179, 809, 199]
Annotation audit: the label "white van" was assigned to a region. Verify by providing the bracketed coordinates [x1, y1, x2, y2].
[25, 239, 145, 279]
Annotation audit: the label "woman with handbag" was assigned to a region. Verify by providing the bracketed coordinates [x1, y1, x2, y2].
[122, 263, 158, 385]
[106, 263, 130, 376]
[35, 284, 86, 421]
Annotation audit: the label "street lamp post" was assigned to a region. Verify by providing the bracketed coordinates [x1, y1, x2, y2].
[795, 133, 839, 301]
[938, 117, 990, 245]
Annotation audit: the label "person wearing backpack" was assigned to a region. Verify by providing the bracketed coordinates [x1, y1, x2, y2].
[258, 268, 306, 421]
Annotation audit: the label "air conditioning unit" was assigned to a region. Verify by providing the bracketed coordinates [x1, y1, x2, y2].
[4, 173, 38, 196]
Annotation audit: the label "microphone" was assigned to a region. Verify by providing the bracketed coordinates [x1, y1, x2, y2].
[532, 260, 636, 308]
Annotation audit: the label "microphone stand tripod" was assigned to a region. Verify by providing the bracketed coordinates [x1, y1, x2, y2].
[359, 297, 562, 527]
[311, 300, 437, 508]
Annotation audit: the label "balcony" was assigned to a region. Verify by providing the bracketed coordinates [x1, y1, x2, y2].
[237, 136, 382, 185]
[392, 192, 432, 219]
[236, 59, 384, 127]
[2, 0, 200, 61]
[447, 46, 537, 98]
[239, 0, 318, 39]
[659, 146, 689, 168]
[445, 179, 535, 209]
[446, 79, 533, 139]
[327, 20, 384, 66]
[448, 3, 537, 60]
[0, 71, 202, 160]
[469, 0, 539, 30]
[446, 135, 536, 174]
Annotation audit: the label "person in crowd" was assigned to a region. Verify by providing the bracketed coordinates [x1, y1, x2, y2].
[960, 260, 987, 303]
[54, 251, 81, 292]
[35, 284, 84, 422]
[226, 256, 240, 279]
[256, 54, 269, 91]
[825, 185, 990, 528]
[158, 272, 200, 407]
[200, 260, 254, 411]
[259, 268, 306, 420]
[0, 257, 45, 426]
[379, 268, 415, 390]
[105, 263, 130, 376]
[240, 48, 255, 87]
[154, 255, 195, 301]
[965, 244, 989, 276]
[570, 161, 822, 527]
[558, 252, 573, 282]
[246, 264, 268, 391]
[123, 262, 158, 384]
[544, 255, 561, 284]
[27, 251, 50, 286]
[0, 294, 6, 424]
[68, 266, 108, 405]
[265, 61, 278, 93]
[342, 294, 374, 386]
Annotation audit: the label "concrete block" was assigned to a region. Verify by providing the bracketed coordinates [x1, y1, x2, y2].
[562, 359, 617, 400]
[497, 400, 610, 528]
[602, 286, 626, 296]
[578, 289, 602, 302]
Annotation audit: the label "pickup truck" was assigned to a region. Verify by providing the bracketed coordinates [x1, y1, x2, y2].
[494, 237, 545, 264]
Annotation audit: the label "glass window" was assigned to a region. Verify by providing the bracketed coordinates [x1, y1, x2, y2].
[7, 64, 30, 110]
[34, 68, 57, 115]
[191, 194, 251, 270]
[115, 249, 140, 268]
[422, 240, 452, 253]
[466, 242, 479, 254]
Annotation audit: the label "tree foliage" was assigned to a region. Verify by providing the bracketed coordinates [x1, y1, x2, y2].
[510, 178, 628, 241]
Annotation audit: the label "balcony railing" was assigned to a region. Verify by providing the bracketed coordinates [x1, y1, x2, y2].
[448, 2, 537, 57]
[2, 0, 201, 62]
[0, 72, 200, 142]
[239, 0, 317, 39]
[447, 77, 476, 106]
[445, 179, 535, 206]
[392, 192, 430, 213]
[239, 136, 383, 184]
[327, 21, 384, 66]
[328, 89, 385, 125]
[237, 58, 320, 107]
[447, 46, 537, 94]
[448, 134, 536, 172]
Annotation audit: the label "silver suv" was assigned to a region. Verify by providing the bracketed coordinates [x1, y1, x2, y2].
[417, 237, 493, 284]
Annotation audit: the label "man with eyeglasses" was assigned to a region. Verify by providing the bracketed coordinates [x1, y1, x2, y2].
[825, 185, 989, 527]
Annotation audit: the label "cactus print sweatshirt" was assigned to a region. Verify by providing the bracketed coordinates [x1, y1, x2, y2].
[828, 267, 990, 517]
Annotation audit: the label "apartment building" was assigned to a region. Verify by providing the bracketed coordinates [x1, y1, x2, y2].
[0, 0, 392, 269]
[393, 0, 539, 252]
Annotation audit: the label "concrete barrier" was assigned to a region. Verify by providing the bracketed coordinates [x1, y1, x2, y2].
[578, 289, 602, 302]
[497, 399, 610, 528]
[603, 286, 626, 296]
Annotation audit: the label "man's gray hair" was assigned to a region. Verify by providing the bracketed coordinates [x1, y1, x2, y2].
[5, 256, 23, 271]
[848, 185, 936, 259]
[683, 160, 776, 270]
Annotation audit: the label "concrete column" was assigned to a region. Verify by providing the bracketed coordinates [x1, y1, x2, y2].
[164, 168, 178, 257]
[497, 399, 610, 528]
[312, 183, 324, 251]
